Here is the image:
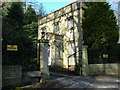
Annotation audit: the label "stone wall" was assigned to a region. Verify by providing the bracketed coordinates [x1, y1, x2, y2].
[2, 65, 22, 88]
[2, 66, 42, 88]
[81, 46, 120, 76]
[89, 64, 119, 75]
[22, 71, 41, 86]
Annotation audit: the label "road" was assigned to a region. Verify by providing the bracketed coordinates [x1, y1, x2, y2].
[42, 72, 120, 88]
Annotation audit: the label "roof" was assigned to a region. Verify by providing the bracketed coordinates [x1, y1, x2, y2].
[39, 1, 77, 20]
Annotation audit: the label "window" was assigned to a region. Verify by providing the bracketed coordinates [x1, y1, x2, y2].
[54, 23, 59, 32]
[70, 30, 73, 40]
[54, 25, 57, 32]
[58, 46, 61, 57]
[68, 43, 75, 54]
[55, 46, 61, 58]
[67, 29, 73, 40]
[41, 27, 46, 38]
[66, 30, 73, 41]
[68, 18, 74, 28]
[42, 27, 46, 32]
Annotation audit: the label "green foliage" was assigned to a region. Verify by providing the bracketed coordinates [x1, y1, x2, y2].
[2, 2, 34, 65]
[23, 4, 46, 61]
[23, 22, 38, 45]
[25, 2, 46, 18]
[2, 2, 26, 47]
[24, 5, 38, 24]
[82, 2, 119, 50]
[108, 44, 120, 63]
[23, 6, 38, 64]
[2, 2, 46, 66]
[2, 3, 23, 64]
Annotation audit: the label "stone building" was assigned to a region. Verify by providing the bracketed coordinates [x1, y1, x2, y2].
[38, 2, 86, 72]
[38, 2, 120, 77]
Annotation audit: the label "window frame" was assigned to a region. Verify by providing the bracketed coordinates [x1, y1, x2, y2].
[41, 27, 46, 38]
[68, 43, 75, 54]
[68, 17, 74, 28]
[58, 46, 61, 57]
[54, 22, 59, 32]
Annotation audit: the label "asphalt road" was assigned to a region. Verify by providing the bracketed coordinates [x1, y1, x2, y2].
[42, 72, 120, 89]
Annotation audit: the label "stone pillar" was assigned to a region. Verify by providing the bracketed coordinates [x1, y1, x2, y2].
[82, 45, 90, 76]
[40, 43, 49, 83]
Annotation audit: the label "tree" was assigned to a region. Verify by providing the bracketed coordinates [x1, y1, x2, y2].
[23, 5, 38, 44]
[24, 3, 46, 24]
[2, 2, 23, 65]
[36, 3, 47, 18]
[24, 5, 38, 24]
[23, 22, 38, 61]
[23, 4, 46, 58]
[82, 2, 119, 51]
[2, 2, 34, 65]
[23, 5, 38, 60]
[2, 2, 46, 65]
[24, 2, 46, 18]
[2, 2, 24, 42]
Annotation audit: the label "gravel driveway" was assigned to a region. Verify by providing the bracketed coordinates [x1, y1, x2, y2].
[42, 72, 120, 89]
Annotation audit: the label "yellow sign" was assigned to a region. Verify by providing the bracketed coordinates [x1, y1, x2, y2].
[103, 54, 108, 58]
[7, 45, 18, 51]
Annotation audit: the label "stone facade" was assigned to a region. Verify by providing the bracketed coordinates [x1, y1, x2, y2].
[38, 2, 85, 72]
[38, 2, 120, 76]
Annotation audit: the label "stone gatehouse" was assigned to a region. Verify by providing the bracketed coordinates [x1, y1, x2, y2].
[38, 2, 85, 72]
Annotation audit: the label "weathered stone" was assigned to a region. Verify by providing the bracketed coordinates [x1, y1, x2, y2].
[2, 66, 22, 88]
[82, 46, 90, 76]
[89, 64, 119, 75]
[38, 2, 85, 71]
[38, 1, 120, 76]
[40, 43, 49, 82]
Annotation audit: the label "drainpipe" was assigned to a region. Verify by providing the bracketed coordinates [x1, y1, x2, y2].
[70, 2, 77, 74]
[77, 2, 83, 75]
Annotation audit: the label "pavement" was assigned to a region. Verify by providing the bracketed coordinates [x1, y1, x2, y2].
[41, 72, 120, 89]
